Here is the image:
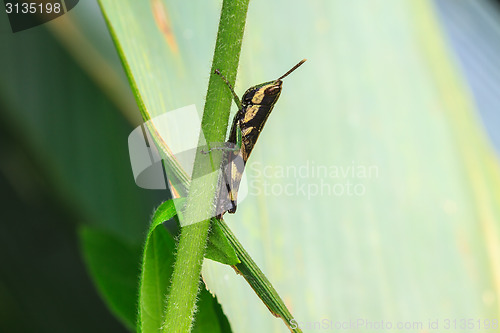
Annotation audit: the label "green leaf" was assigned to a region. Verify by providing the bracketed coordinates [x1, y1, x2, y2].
[79, 226, 142, 330]
[138, 199, 181, 332]
[206, 221, 240, 266]
[192, 289, 232, 333]
[201, 0, 500, 332]
[80, 198, 232, 333]
[139, 199, 231, 333]
[96, 0, 220, 121]
[0, 2, 156, 245]
[0, 9, 158, 331]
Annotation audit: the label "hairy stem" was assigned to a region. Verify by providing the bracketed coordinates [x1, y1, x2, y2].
[161, 1, 250, 332]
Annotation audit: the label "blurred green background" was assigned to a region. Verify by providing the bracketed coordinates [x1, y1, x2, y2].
[1, 0, 500, 332]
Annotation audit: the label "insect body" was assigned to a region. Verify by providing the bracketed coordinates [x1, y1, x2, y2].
[211, 59, 307, 217]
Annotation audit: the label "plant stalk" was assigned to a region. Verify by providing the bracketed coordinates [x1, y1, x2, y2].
[214, 218, 303, 333]
[162, 0, 250, 332]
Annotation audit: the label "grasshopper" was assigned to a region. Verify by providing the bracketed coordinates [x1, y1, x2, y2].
[204, 59, 306, 217]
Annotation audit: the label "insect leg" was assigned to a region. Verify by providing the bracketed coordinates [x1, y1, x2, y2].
[201, 123, 242, 155]
[200, 144, 240, 155]
[214, 69, 243, 111]
[235, 122, 242, 148]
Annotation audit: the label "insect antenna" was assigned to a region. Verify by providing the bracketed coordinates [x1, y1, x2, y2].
[277, 59, 307, 80]
[214, 69, 242, 110]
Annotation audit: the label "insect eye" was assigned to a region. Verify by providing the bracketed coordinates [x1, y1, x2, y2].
[243, 94, 253, 103]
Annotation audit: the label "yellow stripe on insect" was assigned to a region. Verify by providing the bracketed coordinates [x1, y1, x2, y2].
[212, 59, 306, 217]
[251, 84, 274, 104]
[241, 126, 254, 137]
[243, 105, 260, 124]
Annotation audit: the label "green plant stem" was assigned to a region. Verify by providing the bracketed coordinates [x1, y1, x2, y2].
[214, 218, 303, 333]
[162, 0, 250, 332]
